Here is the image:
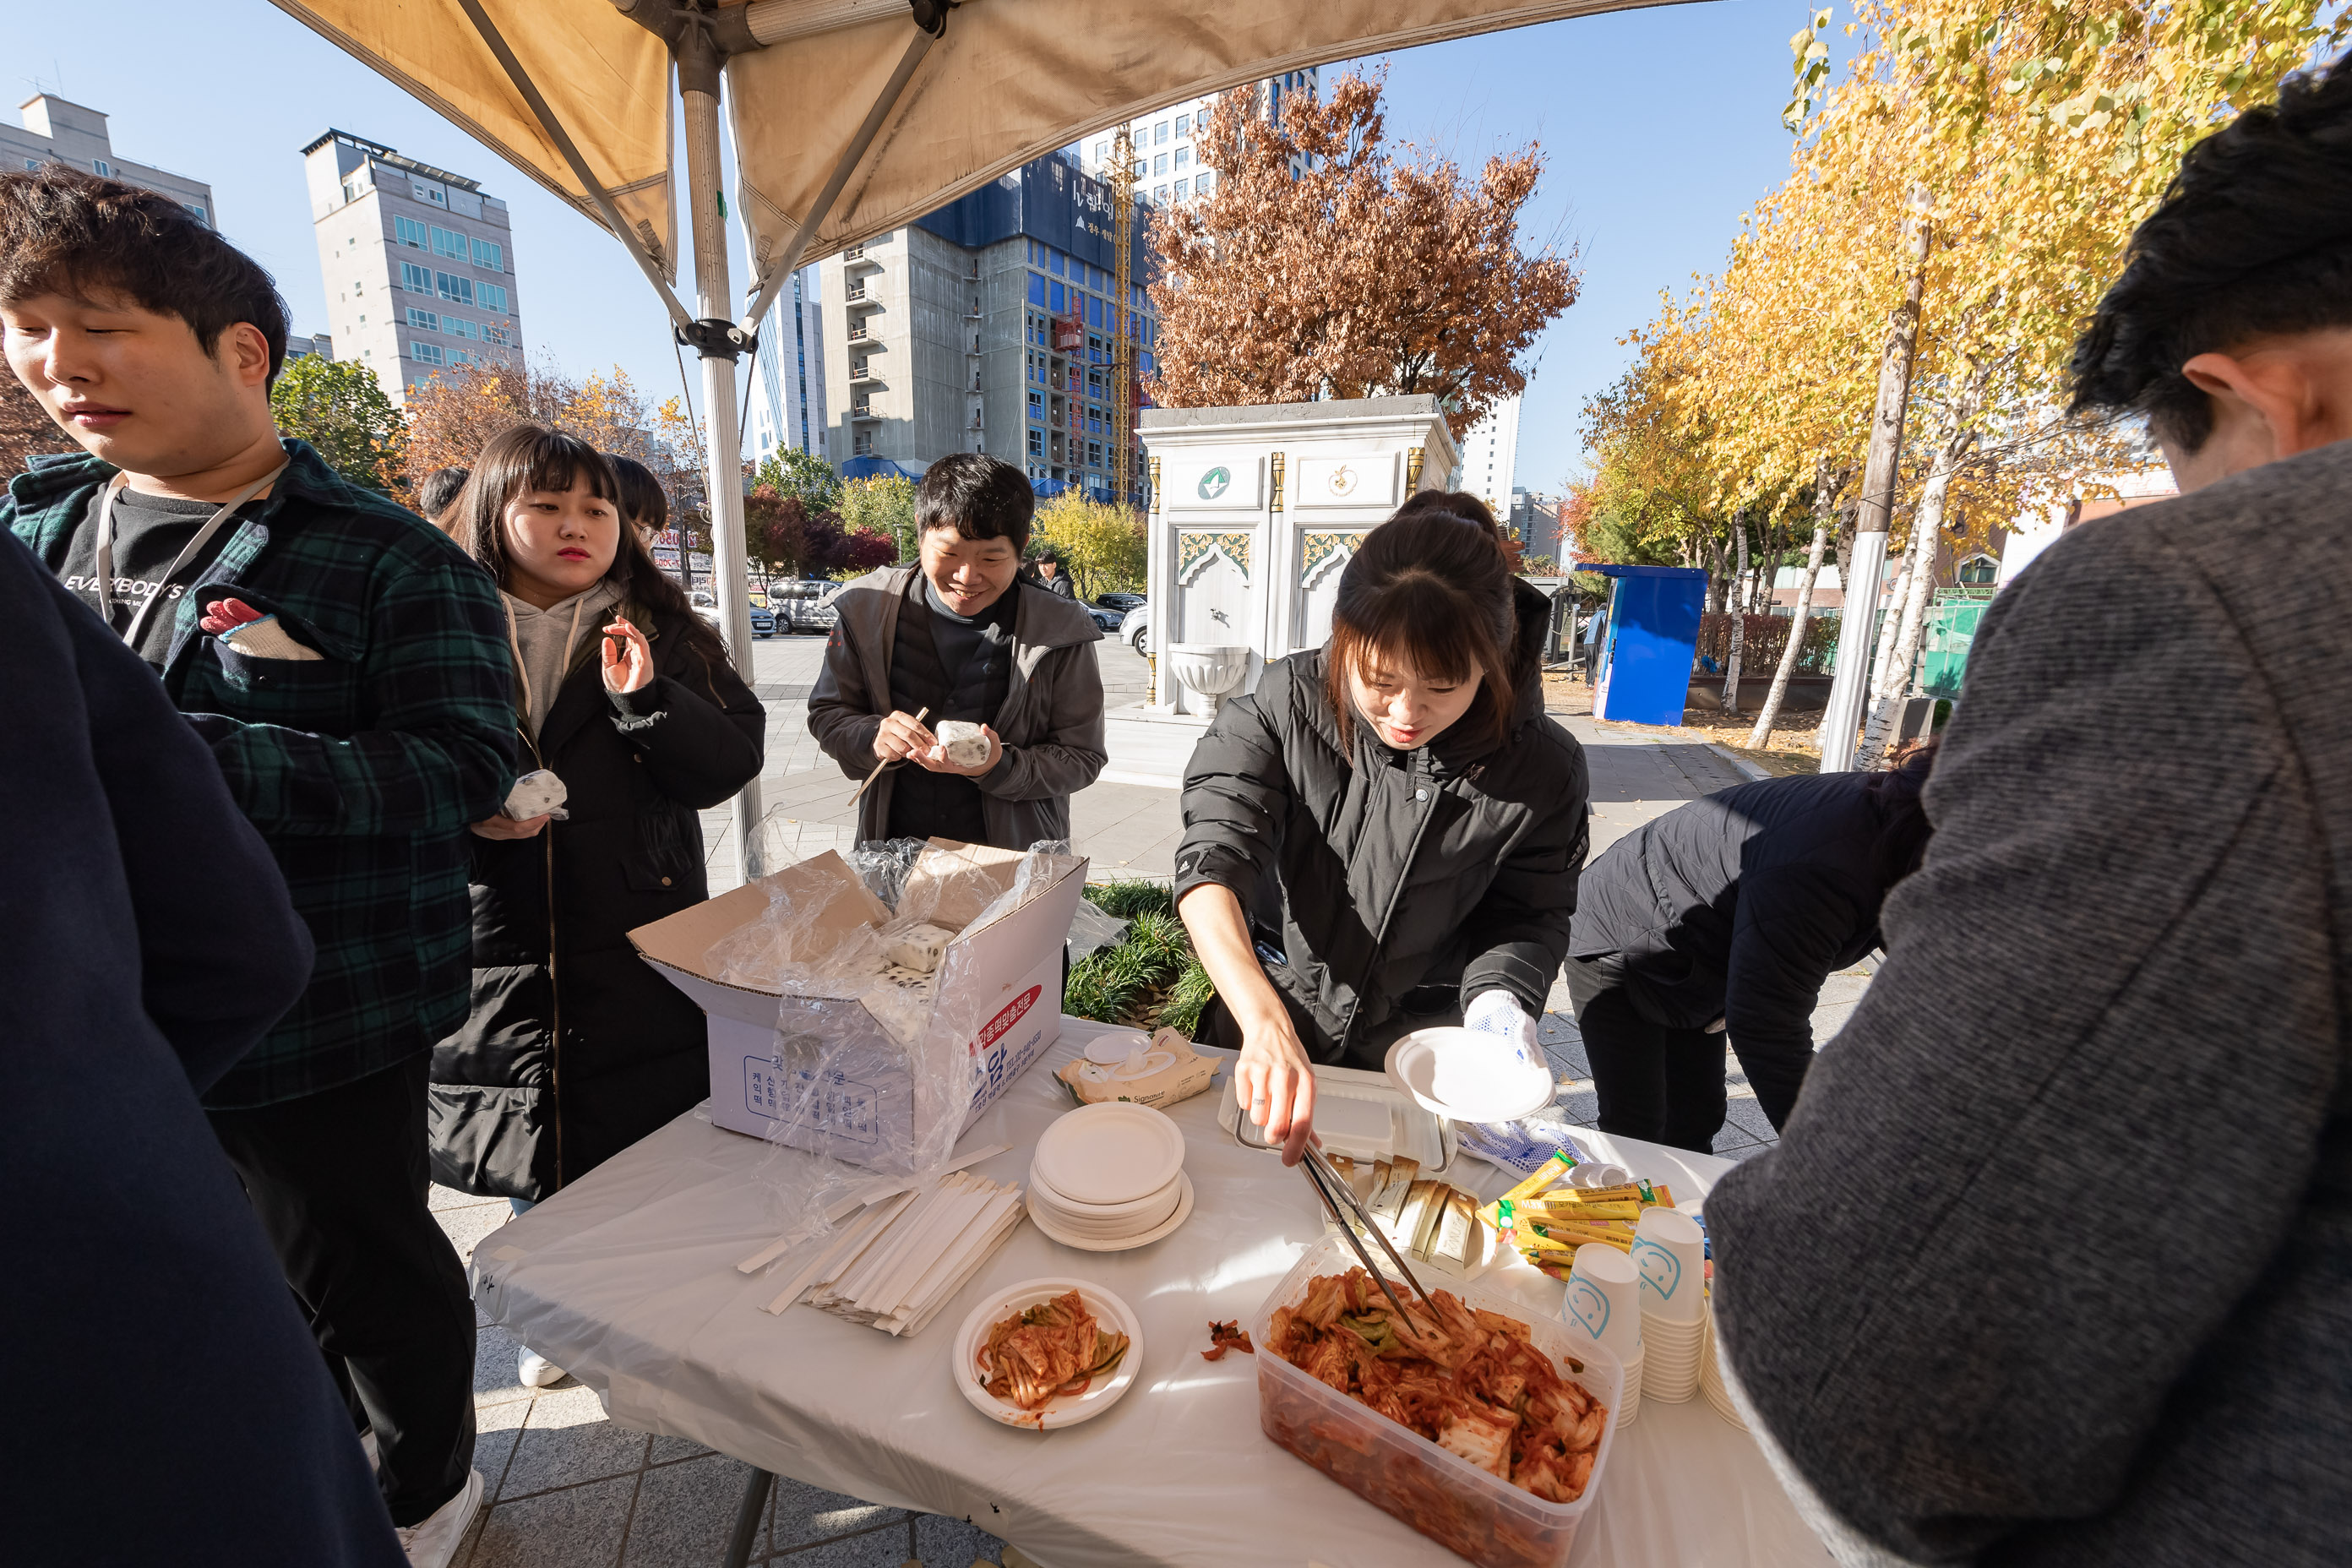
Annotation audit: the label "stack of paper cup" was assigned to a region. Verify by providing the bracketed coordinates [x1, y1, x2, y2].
[1631, 1206, 1708, 1402]
[1699, 1304, 1746, 1429]
[1559, 1243, 1645, 1423]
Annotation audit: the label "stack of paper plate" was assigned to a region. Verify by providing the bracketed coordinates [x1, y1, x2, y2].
[1026, 1102, 1195, 1251]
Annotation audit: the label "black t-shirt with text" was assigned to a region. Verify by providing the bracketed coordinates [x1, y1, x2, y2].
[57, 487, 260, 671]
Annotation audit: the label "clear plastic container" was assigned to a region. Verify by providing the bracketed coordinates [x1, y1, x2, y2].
[1250, 1234, 1625, 1568]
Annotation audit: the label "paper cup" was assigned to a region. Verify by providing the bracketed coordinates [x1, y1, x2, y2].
[1631, 1207, 1707, 1324]
[1560, 1244, 1644, 1363]
[1618, 1343, 1645, 1427]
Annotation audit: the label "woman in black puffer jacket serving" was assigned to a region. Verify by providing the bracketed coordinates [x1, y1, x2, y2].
[1175, 496, 1591, 1162]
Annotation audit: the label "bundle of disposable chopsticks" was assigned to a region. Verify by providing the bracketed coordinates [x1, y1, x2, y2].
[735, 1146, 1024, 1337]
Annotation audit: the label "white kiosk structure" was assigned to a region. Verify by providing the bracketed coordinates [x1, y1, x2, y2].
[1102, 396, 1461, 786]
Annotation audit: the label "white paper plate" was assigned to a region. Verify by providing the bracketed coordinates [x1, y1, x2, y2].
[1384, 1027, 1554, 1124]
[1026, 1164, 1186, 1223]
[1030, 1102, 1187, 1206]
[1026, 1172, 1196, 1252]
[1027, 1173, 1184, 1237]
[953, 1278, 1143, 1431]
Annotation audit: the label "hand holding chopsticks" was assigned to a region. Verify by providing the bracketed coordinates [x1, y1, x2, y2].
[849, 705, 930, 806]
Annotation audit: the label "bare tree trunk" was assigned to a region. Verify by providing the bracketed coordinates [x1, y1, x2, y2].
[1750, 461, 1843, 749]
[1867, 514, 1926, 705]
[1819, 190, 1932, 771]
[1859, 362, 1991, 766]
[1723, 512, 1750, 715]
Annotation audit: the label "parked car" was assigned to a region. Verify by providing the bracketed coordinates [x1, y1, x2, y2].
[770, 579, 841, 634]
[748, 604, 776, 638]
[1093, 592, 1147, 615]
[1119, 604, 1150, 656]
[1086, 604, 1125, 634]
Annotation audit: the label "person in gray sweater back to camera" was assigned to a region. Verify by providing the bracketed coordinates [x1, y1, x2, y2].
[1707, 54, 2352, 1567]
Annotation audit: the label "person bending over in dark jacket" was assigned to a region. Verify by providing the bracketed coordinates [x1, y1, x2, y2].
[3, 527, 406, 1567]
[808, 453, 1106, 848]
[429, 427, 763, 1387]
[1708, 55, 2352, 1568]
[1564, 745, 1934, 1154]
[1176, 494, 1591, 1162]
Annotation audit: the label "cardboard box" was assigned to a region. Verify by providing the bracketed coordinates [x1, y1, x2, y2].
[629, 841, 1088, 1172]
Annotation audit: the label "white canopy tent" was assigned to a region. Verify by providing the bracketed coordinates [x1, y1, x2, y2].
[270, 0, 1693, 874]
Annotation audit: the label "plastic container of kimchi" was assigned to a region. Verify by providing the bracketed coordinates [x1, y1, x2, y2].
[1250, 1234, 1625, 1568]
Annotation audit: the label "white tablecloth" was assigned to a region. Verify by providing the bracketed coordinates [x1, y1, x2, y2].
[471, 1019, 1830, 1568]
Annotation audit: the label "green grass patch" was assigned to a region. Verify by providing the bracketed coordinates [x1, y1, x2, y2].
[1066, 879, 1217, 1032]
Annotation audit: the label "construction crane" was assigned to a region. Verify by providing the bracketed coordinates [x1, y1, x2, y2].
[1109, 122, 1138, 512]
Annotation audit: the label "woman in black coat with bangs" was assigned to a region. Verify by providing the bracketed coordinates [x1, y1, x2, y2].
[429, 433, 765, 1211]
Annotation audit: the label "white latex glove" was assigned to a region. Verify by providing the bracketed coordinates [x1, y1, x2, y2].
[1464, 988, 1539, 1068]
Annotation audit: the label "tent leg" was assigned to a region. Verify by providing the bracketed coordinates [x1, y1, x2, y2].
[682, 82, 765, 883]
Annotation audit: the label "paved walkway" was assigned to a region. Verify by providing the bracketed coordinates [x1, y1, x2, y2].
[440, 650, 1870, 1566]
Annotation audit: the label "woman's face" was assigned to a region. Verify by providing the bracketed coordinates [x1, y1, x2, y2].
[503, 479, 620, 608]
[1346, 653, 1484, 751]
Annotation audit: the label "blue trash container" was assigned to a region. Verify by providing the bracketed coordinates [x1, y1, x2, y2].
[1586, 564, 1708, 727]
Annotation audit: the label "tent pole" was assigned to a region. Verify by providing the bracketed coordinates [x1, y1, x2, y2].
[681, 78, 765, 884]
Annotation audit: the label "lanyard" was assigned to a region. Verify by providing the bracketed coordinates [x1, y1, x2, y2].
[94, 464, 288, 651]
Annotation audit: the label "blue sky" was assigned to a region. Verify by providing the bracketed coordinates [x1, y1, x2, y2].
[8, 1, 1817, 493]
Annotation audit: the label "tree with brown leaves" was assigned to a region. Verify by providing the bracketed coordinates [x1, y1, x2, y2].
[1147, 71, 1580, 438]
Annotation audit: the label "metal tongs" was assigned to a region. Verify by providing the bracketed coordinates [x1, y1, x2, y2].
[1296, 1144, 1441, 1329]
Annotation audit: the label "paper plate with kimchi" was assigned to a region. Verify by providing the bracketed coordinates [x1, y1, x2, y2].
[955, 1279, 1144, 1430]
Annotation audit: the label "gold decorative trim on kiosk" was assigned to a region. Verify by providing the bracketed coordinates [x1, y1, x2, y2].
[1177, 531, 1253, 584]
[1405, 447, 1424, 492]
[1299, 531, 1362, 584]
[1149, 455, 1162, 515]
[1270, 451, 1286, 514]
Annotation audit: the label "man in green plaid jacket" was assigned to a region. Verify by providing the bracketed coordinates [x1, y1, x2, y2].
[1, 167, 509, 1559]
[9, 439, 514, 1102]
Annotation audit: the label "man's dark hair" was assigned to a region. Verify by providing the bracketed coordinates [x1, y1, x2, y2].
[915, 453, 1032, 548]
[2069, 53, 2352, 449]
[605, 453, 669, 531]
[0, 166, 291, 384]
[417, 466, 470, 521]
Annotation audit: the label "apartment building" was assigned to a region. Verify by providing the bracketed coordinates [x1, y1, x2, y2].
[749, 265, 830, 466]
[302, 130, 523, 406]
[1076, 68, 1321, 207]
[4, 95, 215, 225]
[1457, 393, 1522, 523]
[819, 153, 1159, 499]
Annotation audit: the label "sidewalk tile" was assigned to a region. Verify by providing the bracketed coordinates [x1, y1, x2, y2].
[914, 1512, 1006, 1567]
[647, 1433, 713, 1464]
[466, 1473, 635, 1568]
[474, 1322, 536, 1408]
[770, 1477, 904, 1548]
[502, 1386, 650, 1499]
[773, 1522, 916, 1564]
[619, 1453, 766, 1567]
[475, 1395, 531, 1499]
[441, 1201, 514, 1268]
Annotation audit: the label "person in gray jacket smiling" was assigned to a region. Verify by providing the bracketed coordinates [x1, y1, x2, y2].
[808, 455, 1106, 847]
[1706, 56, 2352, 1568]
